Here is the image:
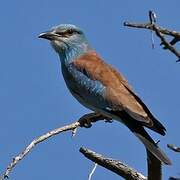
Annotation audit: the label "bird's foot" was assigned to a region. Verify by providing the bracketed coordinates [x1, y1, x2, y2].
[78, 113, 113, 128]
[79, 113, 95, 128]
[105, 119, 113, 123]
[156, 140, 160, 145]
[79, 117, 92, 128]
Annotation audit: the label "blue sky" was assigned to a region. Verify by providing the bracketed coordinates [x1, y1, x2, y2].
[0, 0, 179, 179]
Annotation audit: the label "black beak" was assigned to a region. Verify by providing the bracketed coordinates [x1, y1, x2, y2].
[38, 31, 59, 41]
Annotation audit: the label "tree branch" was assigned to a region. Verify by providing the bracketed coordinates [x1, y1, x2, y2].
[0, 112, 165, 180]
[124, 10, 180, 61]
[80, 147, 147, 180]
[167, 144, 180, 153]
[167, 144, 180, 180]
[0, 112, 110, 180]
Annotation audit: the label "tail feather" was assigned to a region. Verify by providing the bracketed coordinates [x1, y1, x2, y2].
[128, 124, 172, 165]
[106, 109, 171, 165]
[124, 86, 166, 136]
[134, 131, 171, 165]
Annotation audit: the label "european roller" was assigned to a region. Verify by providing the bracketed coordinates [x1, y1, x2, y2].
[39, 24, 171, 165]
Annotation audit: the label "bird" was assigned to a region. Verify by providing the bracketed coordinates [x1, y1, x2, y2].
[39, 24, 171, 165]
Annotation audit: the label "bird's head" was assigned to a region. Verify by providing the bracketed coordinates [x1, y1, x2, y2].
[39, 24, 91, 60]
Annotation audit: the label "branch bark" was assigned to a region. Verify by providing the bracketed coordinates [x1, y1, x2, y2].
[167, 144, 180, 153]
[80, 147, 147, 180]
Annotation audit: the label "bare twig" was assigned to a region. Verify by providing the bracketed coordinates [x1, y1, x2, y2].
[149, 10, 156, 49]
[124, 22, 180, 38]
[153, 25, 180, 61]
[0, 112, 109, 180]
[167, 144, 180, 180]
[80, 147, 147, 180]
[167, 144, 180, 153]
[124, 10, 180, 61]
[88, 163, 98, 180]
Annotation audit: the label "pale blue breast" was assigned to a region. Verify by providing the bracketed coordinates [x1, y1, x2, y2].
[61, 63, 108, 112]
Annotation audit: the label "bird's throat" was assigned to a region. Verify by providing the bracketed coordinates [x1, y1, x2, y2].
[58, 42, 92, 66]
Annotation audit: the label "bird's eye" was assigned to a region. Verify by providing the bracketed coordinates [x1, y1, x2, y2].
[56, 32, 63, 36]
[67, 29, 74, 35]
[66, 29, 81, 36]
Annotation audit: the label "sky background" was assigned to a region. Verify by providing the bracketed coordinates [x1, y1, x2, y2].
[0, 0, 179, 179]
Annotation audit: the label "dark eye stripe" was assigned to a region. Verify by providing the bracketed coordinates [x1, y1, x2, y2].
[56, 29, 81, 36]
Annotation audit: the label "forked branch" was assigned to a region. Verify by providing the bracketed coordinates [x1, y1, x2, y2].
[124, 10, 180, 61]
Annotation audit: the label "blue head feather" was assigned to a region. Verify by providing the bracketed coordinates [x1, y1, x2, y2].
[46, 24, 92, 65]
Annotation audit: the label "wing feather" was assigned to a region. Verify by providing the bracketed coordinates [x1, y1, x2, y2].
[73, 51, 160, 128]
